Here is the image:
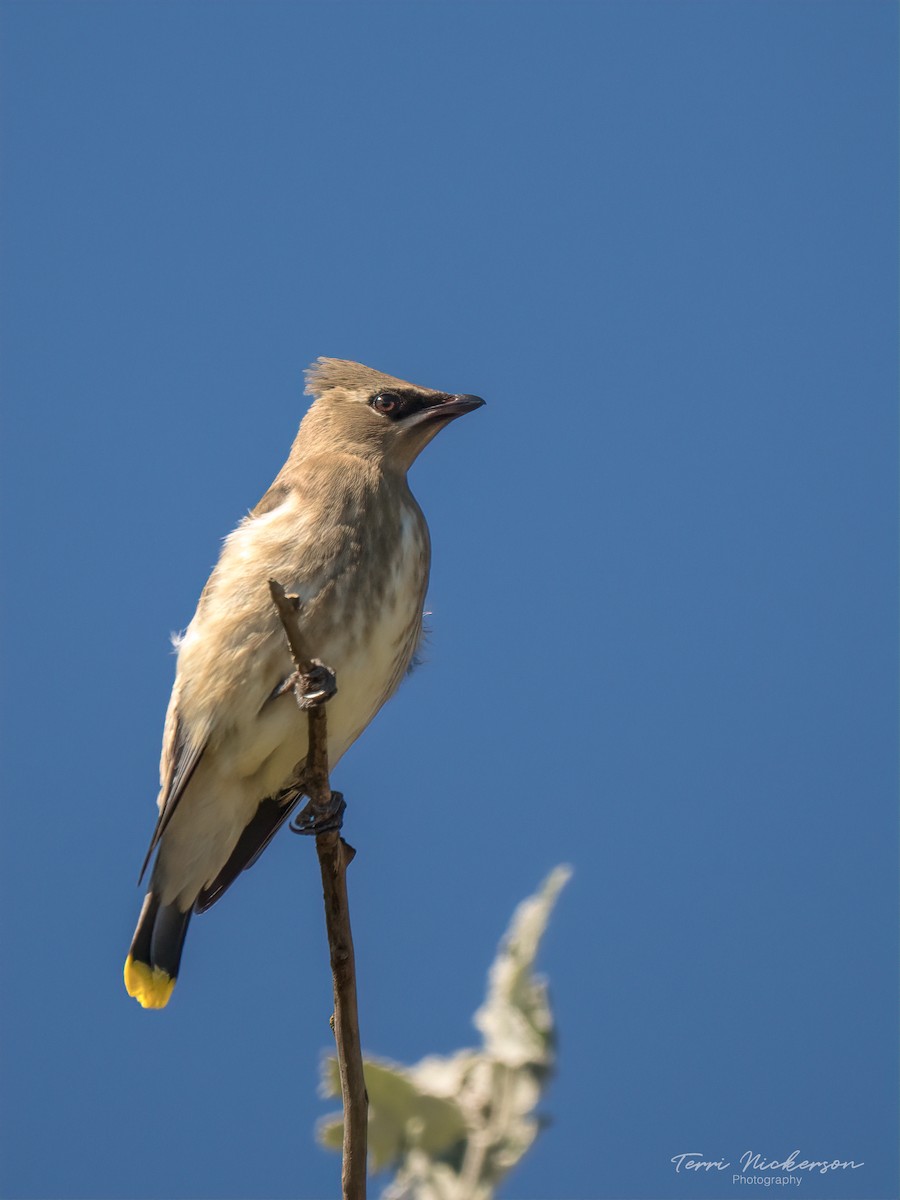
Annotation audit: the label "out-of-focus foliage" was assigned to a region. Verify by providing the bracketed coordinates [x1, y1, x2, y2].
[319, 866, 571, 1199]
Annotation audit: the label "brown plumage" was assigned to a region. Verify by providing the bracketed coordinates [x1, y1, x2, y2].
[124, 358, 484, 1008]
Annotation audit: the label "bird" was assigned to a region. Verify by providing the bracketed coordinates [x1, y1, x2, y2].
[125, 358, 484, 1009]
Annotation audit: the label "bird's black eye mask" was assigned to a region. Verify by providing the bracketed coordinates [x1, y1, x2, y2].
[369, 389, 444, 421]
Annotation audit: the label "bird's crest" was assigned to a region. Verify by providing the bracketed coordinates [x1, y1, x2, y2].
[304, 358, 424, 399]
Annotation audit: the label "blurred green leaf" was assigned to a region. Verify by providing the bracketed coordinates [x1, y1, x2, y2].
[474, 864, 572, 1072]
[319, 1056, 469, 1173]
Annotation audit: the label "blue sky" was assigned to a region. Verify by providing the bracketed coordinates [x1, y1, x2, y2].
[1, 3, 896, 1199]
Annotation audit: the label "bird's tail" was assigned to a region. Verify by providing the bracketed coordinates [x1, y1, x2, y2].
[124, 890, 192, 1009]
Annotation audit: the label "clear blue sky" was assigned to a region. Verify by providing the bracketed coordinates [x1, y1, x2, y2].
[1, 3, 896, 1198]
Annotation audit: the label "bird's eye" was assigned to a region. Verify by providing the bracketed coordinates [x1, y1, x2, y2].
[372, 392, 400, 415]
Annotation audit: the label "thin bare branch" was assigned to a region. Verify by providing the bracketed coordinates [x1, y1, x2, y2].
[269, 577, 368, 1200]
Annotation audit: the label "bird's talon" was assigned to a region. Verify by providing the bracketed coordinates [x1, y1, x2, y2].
[271, 672, 294, 699]
[290, 791, 346, 835]
[294, 660, 338, 709]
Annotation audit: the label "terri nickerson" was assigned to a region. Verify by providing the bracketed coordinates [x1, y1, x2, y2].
[739, 1151, 864, 1175]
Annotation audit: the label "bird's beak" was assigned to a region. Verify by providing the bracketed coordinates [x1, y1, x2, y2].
[441, 393, 486, 418]
[408, 393, 486, 426]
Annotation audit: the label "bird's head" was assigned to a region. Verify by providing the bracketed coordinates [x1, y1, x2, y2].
[301, 358, 484, 471]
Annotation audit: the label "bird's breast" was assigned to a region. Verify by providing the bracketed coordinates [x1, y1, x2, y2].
[318, 501, 430, 757]
[233, 499, 430, 796]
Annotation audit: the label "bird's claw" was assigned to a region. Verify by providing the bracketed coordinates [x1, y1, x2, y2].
[289, 790, 346, 835]
[276, 660, 337, 708]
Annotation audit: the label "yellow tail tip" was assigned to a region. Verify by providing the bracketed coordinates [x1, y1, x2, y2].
[124, 955, 176, 1009]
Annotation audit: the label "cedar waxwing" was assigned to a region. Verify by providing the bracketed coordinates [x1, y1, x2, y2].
[125, 358, 484, 1008]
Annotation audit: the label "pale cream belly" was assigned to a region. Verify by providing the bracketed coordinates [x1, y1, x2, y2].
[239, 591, 422, 800]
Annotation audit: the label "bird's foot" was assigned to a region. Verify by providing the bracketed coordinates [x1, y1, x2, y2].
[289, 790, 346, 836]
[275, 660, 338, 708]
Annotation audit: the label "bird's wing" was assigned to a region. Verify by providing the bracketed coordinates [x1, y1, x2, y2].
[138, 700, 207, 883]
[192, 781, 305, 913]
